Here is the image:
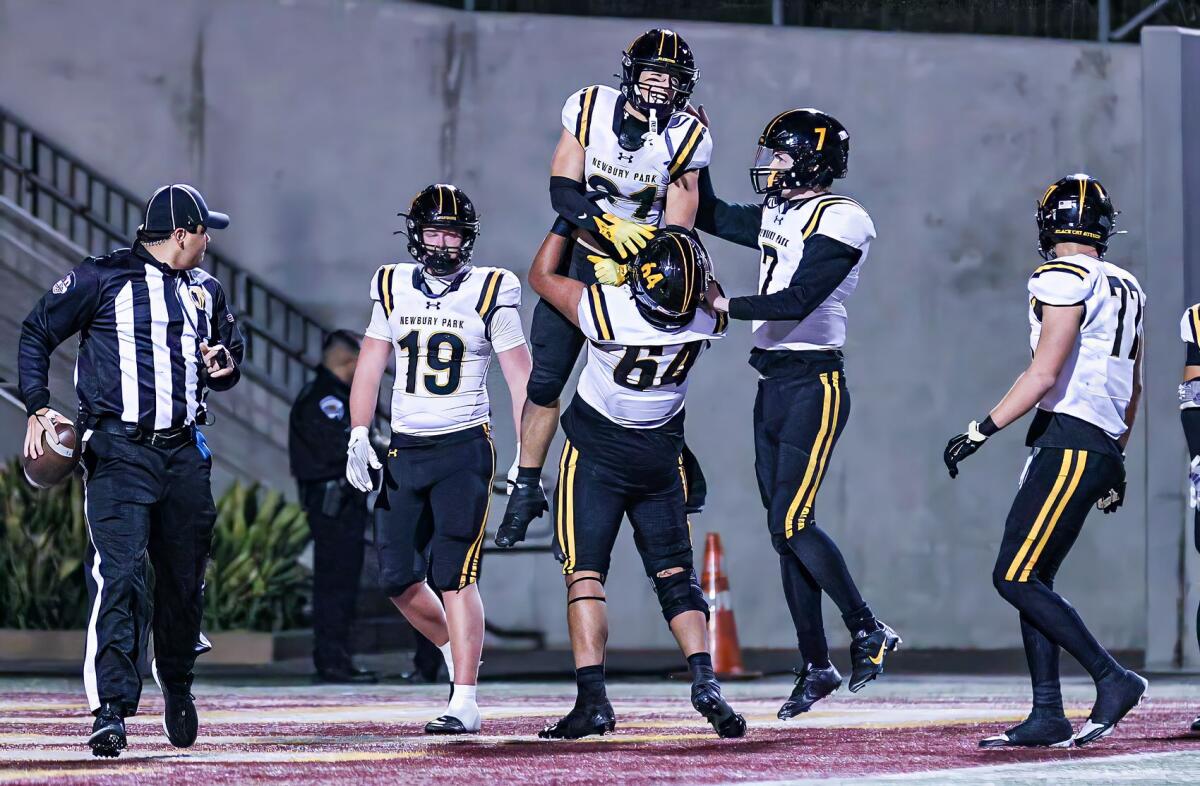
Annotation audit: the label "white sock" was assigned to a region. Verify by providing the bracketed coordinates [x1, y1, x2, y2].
[446, 683, 480, 731]
[438, 641, 455, 683]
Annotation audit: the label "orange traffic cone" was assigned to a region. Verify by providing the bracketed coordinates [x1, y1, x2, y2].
[700, 532, 756, 678]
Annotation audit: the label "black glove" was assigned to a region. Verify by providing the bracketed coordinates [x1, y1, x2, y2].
[494, 472, 548, 548]
[1096, 462, 1127, 514]
[944, 419, 993, 479]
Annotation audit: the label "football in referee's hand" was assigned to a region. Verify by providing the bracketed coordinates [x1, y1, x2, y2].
[22, 422, 80, 489]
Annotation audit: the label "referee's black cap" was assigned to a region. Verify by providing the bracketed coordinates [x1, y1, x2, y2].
[141, 184, 230, 233]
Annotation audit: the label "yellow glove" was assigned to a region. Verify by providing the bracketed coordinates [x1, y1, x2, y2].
[592, 213, 655, 260]
[588, 254, 627, 286]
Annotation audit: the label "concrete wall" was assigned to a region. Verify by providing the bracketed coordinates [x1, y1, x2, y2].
[0, 0, 1154, 652]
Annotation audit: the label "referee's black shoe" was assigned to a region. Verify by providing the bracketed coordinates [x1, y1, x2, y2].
[154, 666, 199, 748]
[979, 709, 1073, 748]
[88, 703, 126, 758]
[848, 621, 902, 693]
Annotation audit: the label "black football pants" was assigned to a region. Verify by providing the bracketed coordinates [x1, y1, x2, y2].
[80, 429, 216, 716]
[993, 447, 1124, 709]
[300, 480, 369, 672]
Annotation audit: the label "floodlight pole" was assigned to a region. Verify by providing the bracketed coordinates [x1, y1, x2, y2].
[1098, 0, 1111, 42]
[772, 0, 784, 27]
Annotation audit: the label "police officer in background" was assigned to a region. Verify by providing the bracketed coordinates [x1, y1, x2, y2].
[289, 330, 378, 684]
[18, 184, 242, 758]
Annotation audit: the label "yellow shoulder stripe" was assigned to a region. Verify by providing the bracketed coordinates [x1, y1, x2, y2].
[587, 284, 614, 341]
[576, 87, 599, 148]
[1034, 262, 1089, 281]
[669, 121, 705, 179]
[801, 197, 858, 239]
[475, 271, 503, 318]
[377, 265, 396, 316]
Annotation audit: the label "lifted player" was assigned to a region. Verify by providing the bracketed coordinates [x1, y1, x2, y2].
[945, 174, 1147, 748]
[496, 28, 712, 547]
[528, 221, 743, 740]
[1179, 302, 1200, 734]
[694, 107, 899, 717]
[346, 184, 531, 734]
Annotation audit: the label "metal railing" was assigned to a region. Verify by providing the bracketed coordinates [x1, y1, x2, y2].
[0, 106, 326, 403]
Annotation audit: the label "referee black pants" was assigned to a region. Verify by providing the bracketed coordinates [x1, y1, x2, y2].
[80, 429, 217, 716]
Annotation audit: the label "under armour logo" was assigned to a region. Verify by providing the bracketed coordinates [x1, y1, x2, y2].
[773, 213, 786, 225]
[388, 449, 398, 457]
[426, 301, 441, 310]
[617, 152, 634, 163]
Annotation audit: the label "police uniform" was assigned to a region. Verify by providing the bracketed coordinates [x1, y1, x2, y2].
[365, 262, 524, 594]
[553, 279, 725, 620]
[526, 84, 712, 410]
[288, 364, 369, 674]
[991, 254, 1144, 692]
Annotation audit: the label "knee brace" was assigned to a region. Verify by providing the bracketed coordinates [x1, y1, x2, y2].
[651, 566, 708, 623]
[526, 369, 567, 408]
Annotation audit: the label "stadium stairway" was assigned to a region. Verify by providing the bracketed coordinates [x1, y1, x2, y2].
[0, 106, 331, 494]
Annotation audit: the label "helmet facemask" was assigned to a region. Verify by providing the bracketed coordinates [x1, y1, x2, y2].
[621, 60, 696, 133]
[400, 220, 478, 276]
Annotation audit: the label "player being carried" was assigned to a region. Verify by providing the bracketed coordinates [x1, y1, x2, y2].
[496, 28, 713, 548]
[346, 184, 532, 735]
[526, 219, 744, 740]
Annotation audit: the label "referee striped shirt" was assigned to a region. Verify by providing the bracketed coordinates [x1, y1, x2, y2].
[18, 243, 244, 429]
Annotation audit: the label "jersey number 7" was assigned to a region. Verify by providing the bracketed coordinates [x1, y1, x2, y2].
[1106, 276, 1142, 360]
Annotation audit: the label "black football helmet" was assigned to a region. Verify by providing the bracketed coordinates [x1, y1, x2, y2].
[750, 109, 849, 195]
[1036, 174, 1116, 260]
[398, 184, 480, 274]
[620, 29, 698, 122]
[628, 230, 711, 329]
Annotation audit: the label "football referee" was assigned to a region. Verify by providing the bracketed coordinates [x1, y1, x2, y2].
[17, 184, 244, 758]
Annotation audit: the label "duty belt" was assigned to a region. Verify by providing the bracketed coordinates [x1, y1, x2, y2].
[92, 417, 196, 449]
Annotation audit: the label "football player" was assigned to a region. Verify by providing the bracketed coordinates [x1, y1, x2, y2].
[693, 107, 899, 717]
[944, 174, 1147, 748]
[346, 184, 531, 735]
[527, 220, 744, 740]
[497, 28, 713, 548]
[1179, 302, 1200, 734]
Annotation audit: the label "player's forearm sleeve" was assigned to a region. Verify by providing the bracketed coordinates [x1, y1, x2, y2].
[694, 167, 762, 249]
[728, 235, 861, 322]
[550, 176, 605, 231]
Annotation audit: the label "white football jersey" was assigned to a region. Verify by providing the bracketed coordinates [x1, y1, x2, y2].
[1027, 254, 1144, 439]
[1180, 304, 1200, 348]
[364, 263, 525, 436]
[751, 194, 875, 352]
[561, 85, 712, 226]
[574, 283, 726, 428]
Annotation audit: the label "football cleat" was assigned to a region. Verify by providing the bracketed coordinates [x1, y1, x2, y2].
[691, 679, 747, 738]
[538, 698, 616, 739]
[778, 663, 842, 720]
[88, 704, 126, 758]
[424, 714, 479, 735]
[153, 659, 199, 748]
[848, 621, 902, 693]
[494, 480, 548, 548]
[979, 711, 1074, 748]
[1074, 669, 1148, 746]
[1190, 715, 1200, 733]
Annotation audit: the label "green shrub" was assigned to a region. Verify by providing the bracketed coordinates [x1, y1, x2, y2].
[0, 459, 89, 629]
[0, 459, 310, 633]
[204, 482, 311, 632]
